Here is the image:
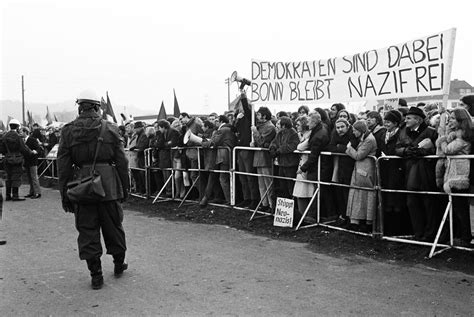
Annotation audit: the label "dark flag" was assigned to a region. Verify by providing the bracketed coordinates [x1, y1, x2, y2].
[102, 92, 117, 123]
[27, 110, 35, 128]
[45, 106, 53, 125]
[157, 101, 167, 120]
[0, 120, 5, 131]
[173, 89, 181, 117]
[54, 114, 59, 122]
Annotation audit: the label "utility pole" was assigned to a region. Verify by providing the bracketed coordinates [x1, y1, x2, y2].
[21, 75, 25, 125]
[225, 78, 230, 108]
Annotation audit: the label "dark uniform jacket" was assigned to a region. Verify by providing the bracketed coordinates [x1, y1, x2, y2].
[57, 111, 129, 202]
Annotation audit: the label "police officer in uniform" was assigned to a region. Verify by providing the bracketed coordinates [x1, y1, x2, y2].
[0, 119, 34, 201]
[57, 90, 129, 290]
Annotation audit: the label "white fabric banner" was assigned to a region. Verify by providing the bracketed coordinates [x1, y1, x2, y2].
[250, 28, 456, 104]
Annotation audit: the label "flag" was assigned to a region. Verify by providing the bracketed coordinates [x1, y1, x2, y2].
[54, 114, 58, 122]
[173, 89, 181, 117]
[0, 120, 5, 131]
[102, 92, 117, 123]
[157, 101, 167, 121]
[45, 106, 53, 125]
[27, 110, 35, 128]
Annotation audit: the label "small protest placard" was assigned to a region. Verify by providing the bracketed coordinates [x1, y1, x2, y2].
[273, 197, 294, 227]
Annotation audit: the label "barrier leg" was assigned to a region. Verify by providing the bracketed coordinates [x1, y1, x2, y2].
[179, 175, 200, 208]
[295, 188, 319, 231]
[249, 180, 274, 221]
[152, 173, 174, 204]
[38, 161, 53, 178]
[428, 197, 452, 258]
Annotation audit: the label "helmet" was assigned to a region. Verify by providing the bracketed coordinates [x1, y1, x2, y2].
[76, 89, 100, 106]
[9, 118, 21, 127]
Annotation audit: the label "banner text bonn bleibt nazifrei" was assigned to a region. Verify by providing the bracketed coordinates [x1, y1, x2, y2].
[250, 28, 456, 104]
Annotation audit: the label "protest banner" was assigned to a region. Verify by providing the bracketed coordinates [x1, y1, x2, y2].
[273, 197, 294, 227]
[251, 28, 456, 104]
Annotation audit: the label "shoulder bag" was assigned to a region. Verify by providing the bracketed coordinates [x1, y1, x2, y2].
[66, 120, 107, 203]
[3, 139, 24, 165]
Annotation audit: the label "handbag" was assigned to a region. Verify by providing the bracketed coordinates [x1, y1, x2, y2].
[3, 140, 24, 165]
[66, 120, 107, 203]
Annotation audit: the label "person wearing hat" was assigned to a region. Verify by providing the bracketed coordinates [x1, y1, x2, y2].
[345, 120, 377, 232]
[57, 89, 130, 289]
[395, 106, 439, 241]
[0, 119, 34, 201]
[378, 110, 408, 235]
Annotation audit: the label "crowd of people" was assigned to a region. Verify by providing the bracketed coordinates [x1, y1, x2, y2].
[2, 94, 474, 247]
[121, 93, 474, 247]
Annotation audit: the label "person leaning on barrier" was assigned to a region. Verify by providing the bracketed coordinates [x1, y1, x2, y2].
[252, 107, 277, 212]
[395, 106, 439, 242]
[327, 118, 356, 225]
[379, 110, 408, 235]
[345, 120, 377, 233]
[170, 118, 186, 198]
[297, 111, 330, 220]
[57, 89, 129, 290]
[200, 115, 237, 206]
[269, 116, 300, 199]
[0, 119, 34, 201]
[154, 119, 180, 198]
[292, 115, 314, 221]
[435, 108, 473, 247]
[367, 111, 386, 157]
[128, 121, 148, 194]
[234, 92, 260, 209]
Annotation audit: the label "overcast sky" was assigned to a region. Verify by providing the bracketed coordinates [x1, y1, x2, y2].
[1, 0, 473, 118]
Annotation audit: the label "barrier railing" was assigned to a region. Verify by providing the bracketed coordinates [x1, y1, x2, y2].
[35, 144, 474, 257]
[38, 157, 58, 180]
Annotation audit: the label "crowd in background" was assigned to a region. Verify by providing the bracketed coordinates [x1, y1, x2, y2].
[2, 94, 474, 246]
[121, 93, 474, 247]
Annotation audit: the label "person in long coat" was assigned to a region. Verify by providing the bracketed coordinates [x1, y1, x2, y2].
[298, 112, 330, 220]
[395, 106, 438, 241]
[23, 127, 42, 199]
[269, 116, 300, 199]
[345, 120, 377, 233]
[0, 120, 34, 201]
[252, 107, 277, 211]
[326, 118, 355, 222]
[154, 119, 180, 197]
[379, 110, 408, 235]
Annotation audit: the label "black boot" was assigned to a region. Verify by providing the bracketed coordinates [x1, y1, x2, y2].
[12, 188, 25, 201]
[113, 253, 128, 277]
[5, 186, 12, 201]
[86, 257, 103, 289]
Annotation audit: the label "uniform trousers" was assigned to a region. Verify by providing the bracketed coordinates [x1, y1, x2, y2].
[75, 200, 126, 260]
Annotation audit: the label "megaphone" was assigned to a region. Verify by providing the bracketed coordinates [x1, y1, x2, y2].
[183, 129, 203, 145]
[231, 71, 252, 89]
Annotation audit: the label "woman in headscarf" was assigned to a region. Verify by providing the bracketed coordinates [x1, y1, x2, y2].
[345, 120, 377, 232]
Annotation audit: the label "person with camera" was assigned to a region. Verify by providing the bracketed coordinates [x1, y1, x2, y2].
[0, 119, 34, 201]
[57, 90, 129, 290]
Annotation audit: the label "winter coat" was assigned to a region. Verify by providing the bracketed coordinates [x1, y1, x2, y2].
[129, 129, 149, 168]
[25, 136, 42, 167]
[253, 120, 276, 167]
[371, 125, 387, 157]
[269, 127, 300, 167]
[208, 123, 237, 166]
[395, 122, 438, 191]
[299, 122, 330, 181]
[151, 127, 180, 169]
[436, 130, 471, 193]
[57, 111, 129, 202]
[345, 132, 377, 221]
[327, 127, 355, 184]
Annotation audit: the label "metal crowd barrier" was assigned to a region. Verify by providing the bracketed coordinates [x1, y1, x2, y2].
[38, 157, 58, 180]
[37, 144, 474, 257]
